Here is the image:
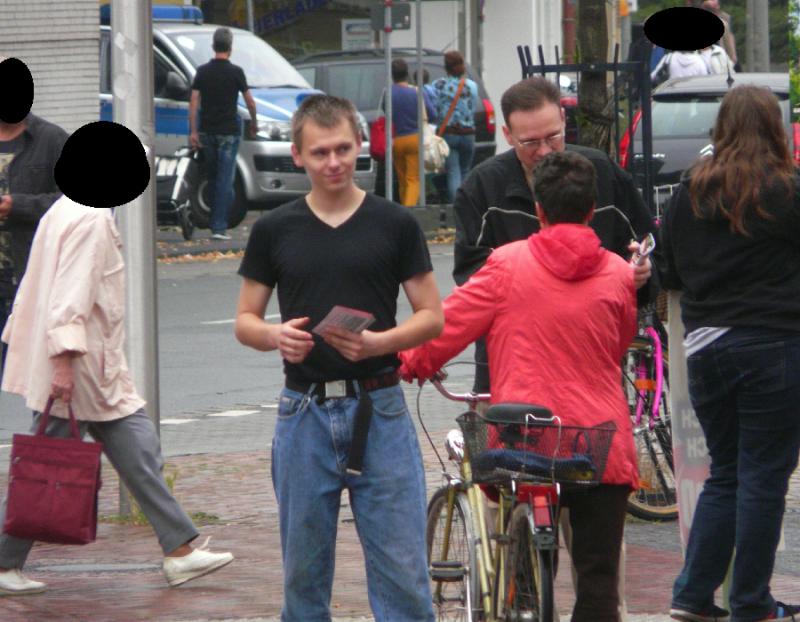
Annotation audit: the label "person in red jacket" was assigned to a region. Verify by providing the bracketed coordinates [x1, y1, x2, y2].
[400, 150, 638, 622]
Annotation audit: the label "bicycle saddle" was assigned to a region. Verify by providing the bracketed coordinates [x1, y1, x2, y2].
[484, 402, 553, 424]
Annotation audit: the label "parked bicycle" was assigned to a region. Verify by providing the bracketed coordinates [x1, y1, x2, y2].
[622, 303, 677, 520]
[421, 371, 617, 621]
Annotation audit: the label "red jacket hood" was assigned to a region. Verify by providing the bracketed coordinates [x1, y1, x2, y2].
[528, 224, 609, 281]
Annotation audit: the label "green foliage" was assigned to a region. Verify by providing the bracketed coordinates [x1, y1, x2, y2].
[791, 0, 799, 119]
[100, 468, 220, 527]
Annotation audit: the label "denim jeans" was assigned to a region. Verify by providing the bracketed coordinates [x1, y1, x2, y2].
[272, 383, 434, 622]
[672, 327, 800, 622]
[443, 133, 475, 203]
[200, 133, 240, 234]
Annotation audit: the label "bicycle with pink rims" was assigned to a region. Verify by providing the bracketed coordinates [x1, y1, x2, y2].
[623, 304, 677, 520]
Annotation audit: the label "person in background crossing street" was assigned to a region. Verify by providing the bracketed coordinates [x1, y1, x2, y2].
[189, 27, 258, 240]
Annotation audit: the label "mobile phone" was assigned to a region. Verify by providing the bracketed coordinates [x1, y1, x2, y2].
[631, 232, 656, 266]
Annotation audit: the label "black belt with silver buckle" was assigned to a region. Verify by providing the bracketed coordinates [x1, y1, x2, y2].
[285, 372, 400, 476]
[285, 372, 399, 401]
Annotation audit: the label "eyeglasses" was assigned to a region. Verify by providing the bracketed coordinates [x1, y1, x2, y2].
[511, 130, 565, 151]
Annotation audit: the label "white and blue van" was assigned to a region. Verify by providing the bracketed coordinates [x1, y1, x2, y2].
[100, 5, 375, 228]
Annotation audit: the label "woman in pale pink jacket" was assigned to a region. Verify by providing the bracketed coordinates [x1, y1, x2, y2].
[0, 121, 233, 595]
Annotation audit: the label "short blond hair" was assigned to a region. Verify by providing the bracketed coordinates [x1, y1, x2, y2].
[291, 94, 361, 150]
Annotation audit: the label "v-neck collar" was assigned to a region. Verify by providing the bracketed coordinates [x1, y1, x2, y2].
[304, 194, 367, 231]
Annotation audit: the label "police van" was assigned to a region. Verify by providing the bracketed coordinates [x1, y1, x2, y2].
[100, 5, 375, 228]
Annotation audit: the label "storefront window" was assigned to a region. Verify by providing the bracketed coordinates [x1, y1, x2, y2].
[199, 0, 376, 60]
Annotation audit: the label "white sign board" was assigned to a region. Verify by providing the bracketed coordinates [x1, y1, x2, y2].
[667, 292, 711, 549]
[341, 19, 373, 51]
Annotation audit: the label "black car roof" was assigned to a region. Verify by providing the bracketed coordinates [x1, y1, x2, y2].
[655, 72, 789, 96]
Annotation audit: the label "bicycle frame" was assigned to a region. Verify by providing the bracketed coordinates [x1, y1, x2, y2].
[634, 321, 664, 429]
[428, 378, 561, 621]
[429, 379, 494, 620]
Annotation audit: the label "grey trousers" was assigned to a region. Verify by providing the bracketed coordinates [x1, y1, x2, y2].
[0, 409, 198, 569]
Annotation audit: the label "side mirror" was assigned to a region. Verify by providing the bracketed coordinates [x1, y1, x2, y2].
[165, 71, 190, 101]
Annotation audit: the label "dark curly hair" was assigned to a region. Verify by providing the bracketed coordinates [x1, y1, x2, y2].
[532, 151, 597, 224]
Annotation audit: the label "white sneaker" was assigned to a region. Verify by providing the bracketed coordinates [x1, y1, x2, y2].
[162, 537, 234, 587]
[0, 569, 46, 595]
[210, 232, 232, 241]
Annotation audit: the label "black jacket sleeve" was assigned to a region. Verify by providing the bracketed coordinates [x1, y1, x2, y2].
[654, 183, 684, 292]
[611, 157, 662, 305]
[8, 124, 67, 226]
[452, 169, 492, 286]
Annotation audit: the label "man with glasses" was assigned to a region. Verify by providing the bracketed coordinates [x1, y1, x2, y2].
[452, 75, 655, 622]
[453, 76, 655, 391]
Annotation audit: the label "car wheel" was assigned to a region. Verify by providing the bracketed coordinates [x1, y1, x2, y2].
[190, 174, 248, 230]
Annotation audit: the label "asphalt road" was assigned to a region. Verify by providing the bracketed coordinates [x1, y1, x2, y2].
[0, 244, 474, 458]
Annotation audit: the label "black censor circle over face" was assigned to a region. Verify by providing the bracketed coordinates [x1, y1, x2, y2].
[55, 121, 150, 209]
[0, 58, 34, 124]
[644, 7, 724, 52]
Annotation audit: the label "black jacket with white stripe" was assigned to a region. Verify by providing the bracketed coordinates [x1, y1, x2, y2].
[453, 144, 655, 285]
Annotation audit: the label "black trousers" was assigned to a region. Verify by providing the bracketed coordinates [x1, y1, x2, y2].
[560, 484, 630, 622]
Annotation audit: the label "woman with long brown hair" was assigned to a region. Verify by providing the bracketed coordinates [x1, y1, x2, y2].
[660, 85, 800, 622]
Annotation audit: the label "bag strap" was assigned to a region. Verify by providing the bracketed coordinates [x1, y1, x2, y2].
[37, 397, 81, 440]
[437, 77, 466, 137]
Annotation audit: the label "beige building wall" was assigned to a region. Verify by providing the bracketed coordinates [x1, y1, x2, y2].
[0, 0, 100, 133]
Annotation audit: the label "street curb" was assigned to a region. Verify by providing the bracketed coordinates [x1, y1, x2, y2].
[155, 205, 455, 259]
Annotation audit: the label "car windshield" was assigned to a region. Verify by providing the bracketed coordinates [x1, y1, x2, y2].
[650, 93, 790, 139]
[166, 30, 310, 89]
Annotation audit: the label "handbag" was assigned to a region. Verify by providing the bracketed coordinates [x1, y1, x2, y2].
[423, 123, 450, 173]
[369, 88, 394, 162]
[370, 115, 388, 161]
[3, 398, 103, 545]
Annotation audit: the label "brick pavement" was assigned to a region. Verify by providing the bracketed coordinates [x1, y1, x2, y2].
[0, 431, 796, 622]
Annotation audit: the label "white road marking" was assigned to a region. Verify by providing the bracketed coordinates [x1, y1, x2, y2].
[160, 418, 196, 425]
[201, 313, 280, 325]
[0, 444, 10, 449]
[207, 410, 259, 418]
[260, 404, 278, 409]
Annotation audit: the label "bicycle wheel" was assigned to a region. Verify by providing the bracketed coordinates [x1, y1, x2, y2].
[503, 504, 555, 622]
[427, 487, 480, 621]
[624, 343, 678, 521]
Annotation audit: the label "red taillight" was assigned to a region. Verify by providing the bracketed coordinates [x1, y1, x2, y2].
[793, 123, 800, 166]
[619, 109, 642, 170]
[532, 495, 552, 527]
[561, 96, 577, 108]
[483, 98, 496, 135]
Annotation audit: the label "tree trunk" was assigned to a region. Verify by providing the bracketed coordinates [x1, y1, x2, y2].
[577, 0, 612, 153]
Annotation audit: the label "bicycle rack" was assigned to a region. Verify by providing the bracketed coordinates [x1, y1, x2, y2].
[517, 43, 657, 216]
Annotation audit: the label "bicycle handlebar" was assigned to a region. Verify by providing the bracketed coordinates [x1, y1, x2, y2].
[430, 377, 491, 404]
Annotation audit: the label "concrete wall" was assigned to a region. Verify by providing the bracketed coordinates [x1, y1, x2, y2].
[482, 1, 563, 154]
[390, 2, 463, 54]
[0, 0, 100, 133]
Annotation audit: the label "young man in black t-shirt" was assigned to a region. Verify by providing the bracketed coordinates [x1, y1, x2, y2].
[189, 27, 257, 240]
[235, 95, 442, 621]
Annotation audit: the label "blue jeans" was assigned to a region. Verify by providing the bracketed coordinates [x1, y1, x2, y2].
[200, 133, 240, 234]
[272, 384, 434, 622]
[672, 327, 800, 621]
[443, 133, 475, 203]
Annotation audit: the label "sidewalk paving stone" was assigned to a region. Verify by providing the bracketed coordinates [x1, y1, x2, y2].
[4, 429, 794, 622]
